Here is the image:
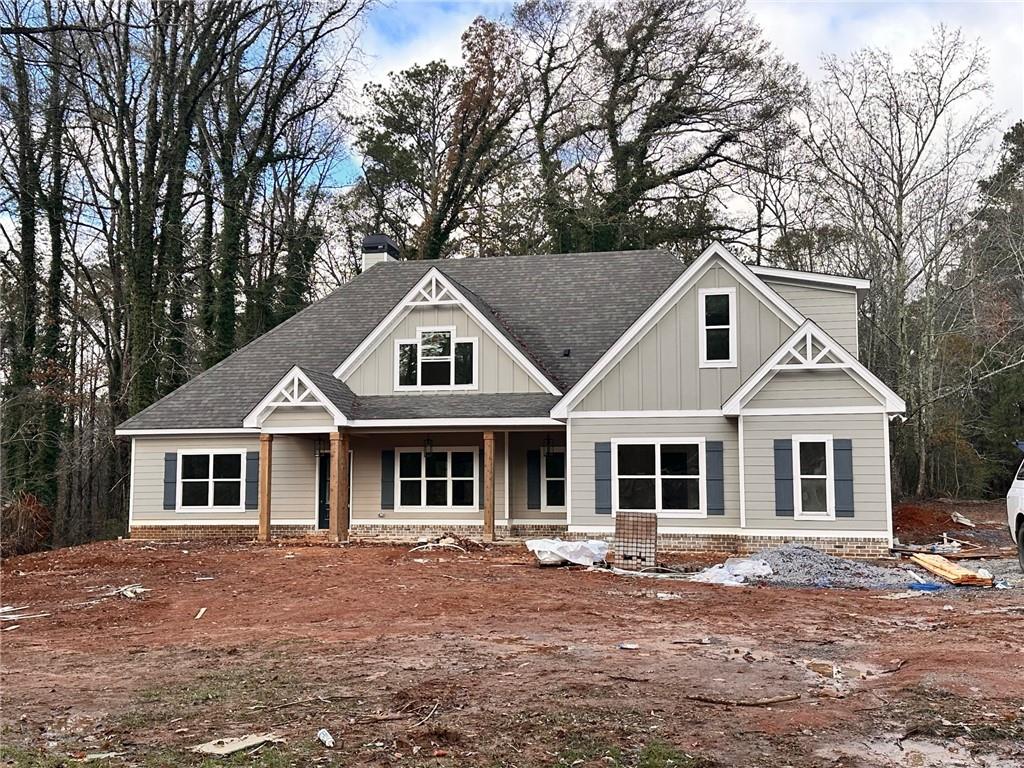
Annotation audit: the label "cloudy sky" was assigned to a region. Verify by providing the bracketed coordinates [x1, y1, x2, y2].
[354, 0, 1024, 129]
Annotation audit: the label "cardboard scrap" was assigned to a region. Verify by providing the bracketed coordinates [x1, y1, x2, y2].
[192, 733, 284, 755]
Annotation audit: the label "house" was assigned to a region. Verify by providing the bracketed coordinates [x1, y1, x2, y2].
[116, 239, 905, 556]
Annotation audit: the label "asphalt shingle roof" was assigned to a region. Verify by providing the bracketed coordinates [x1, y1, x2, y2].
[118, 250, 685, 430]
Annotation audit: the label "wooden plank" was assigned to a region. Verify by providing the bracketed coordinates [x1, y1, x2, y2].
[258, 434, 273, 542]
[910, 553, 992, 586]
[328, 430, 350, 543]
[483, 431, 495, 542]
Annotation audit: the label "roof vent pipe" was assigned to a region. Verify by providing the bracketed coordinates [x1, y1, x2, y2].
[361, 234, 400, 272]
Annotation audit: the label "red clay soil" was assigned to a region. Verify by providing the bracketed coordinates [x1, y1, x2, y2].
[893, 499, 1013, 548]
[1, 540, 1023, 767]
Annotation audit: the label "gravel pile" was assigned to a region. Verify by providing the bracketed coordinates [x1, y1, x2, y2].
[754, 544, 916, 590]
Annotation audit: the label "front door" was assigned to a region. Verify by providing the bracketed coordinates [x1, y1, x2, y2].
[317, 453, 330, 529]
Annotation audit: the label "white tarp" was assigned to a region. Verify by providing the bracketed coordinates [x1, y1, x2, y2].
[525, 539, 609, 566]
[690, 557, 773, 587]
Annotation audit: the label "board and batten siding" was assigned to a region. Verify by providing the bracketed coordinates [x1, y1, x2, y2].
[747, 370, 883, 410]
[574, 265, 793, 412]
[763, 279, 860, 355]
[131, 435, 316, 523]
[349, 432, 506, 523]
[742, 413, 888, 532]
[568, 416, 740, 528]
[343, 305, 545, 396]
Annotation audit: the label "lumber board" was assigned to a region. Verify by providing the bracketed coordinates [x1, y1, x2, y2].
[910, 554, 992, 586]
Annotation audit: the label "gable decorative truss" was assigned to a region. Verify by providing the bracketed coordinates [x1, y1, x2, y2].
[333, 267, 561, 396]
[550, 243, 806, 418]
[721, 321, 906, 415]
[243, 366, 348, 428]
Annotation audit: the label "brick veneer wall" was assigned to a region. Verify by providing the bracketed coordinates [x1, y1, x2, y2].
[130, 523, 889, 558]
[129, 524, 316, 541]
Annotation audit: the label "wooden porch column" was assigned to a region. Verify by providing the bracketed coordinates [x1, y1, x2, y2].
[328, 429, 350, 542]
[258, 434, 273, 542]
[483, 431, 495, 542]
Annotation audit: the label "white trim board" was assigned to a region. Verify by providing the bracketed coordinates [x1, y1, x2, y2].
[243, 365, 348, 428]
[333, 267, 561, 396]
[348, 417, 564, 428]
[566, 525, 889, 538]
[569, 410, 724, 419]
[750, 265, 870, 292]
[552, 243, 805, 418]
[131, 518, 315, 527]
[721, 320, 905, 415]
[350, 518, 483, 527]
[116, 428, 261, 436]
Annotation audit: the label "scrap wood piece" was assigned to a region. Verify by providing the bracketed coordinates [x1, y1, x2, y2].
[910, 554, 993, 586]
[0, 605, 29, 613]
[0, 612, 51, 621]
[194, 607, 207, 620]
[192, 733, 284, 755]
[682, 692, 801, 707]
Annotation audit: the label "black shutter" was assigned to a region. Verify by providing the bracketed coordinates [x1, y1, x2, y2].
[773, 439, 794, 516]
[834, 439, 854, 517]
[706, 441, 724, 515]
[162, 453, 178, 510]
[526, 449, 541, 510]
[245, 451, 260, 510]
[595, 442, 612, 515]
[381, 450, 395, 510]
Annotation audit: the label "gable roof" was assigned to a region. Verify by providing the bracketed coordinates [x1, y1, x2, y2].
[721, 320, 906, 414]
[550, 243, 806, 418]
[117, 250, 683, 432]
[242, 365, 355, 428]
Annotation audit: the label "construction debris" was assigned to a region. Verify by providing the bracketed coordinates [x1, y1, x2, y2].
[316, 728, 335, 748]
[525, 538, 608, 566]
[192, 733, 284, 755]
[682, 692, 801, 707]
[755, 545, 914, 590]
[910, 554, 993, 586]
[0, 606, 51, 622]
[690, 557, 772, 587]
[194, 607, 207, 620]
[950, 511, 976, 528]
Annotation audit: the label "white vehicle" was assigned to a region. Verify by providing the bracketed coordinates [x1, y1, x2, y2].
[1010, 454, 1024, 572]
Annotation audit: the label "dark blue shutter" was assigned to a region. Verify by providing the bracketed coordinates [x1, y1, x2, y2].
[834, 439, 854, 517]
[478, 447, 485, 509]
[381, 450, 395, 509]
[162, 453, 178, 510]
[706, 441, 724, 515]
[595, 442, 612, 515]
[245, 451, 260, 509]
[773, 440, 794, 516]
[526, 449, 541, 510]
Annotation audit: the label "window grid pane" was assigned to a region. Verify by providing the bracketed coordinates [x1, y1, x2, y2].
[420, 331, 451, 358]
[181, 481, 209, 507]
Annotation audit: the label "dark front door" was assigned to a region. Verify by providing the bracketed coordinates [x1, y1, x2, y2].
[317, 453, 330, 529]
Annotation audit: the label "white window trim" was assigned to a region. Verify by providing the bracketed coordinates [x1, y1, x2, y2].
[394, 326, 479, 392]
[792, 434, 835, 520]
[540, 446, 566, 510]
[611, 437, 707, 519]
[698, 287, 737, 368]
[176, 449, 246, 513]
[395, 446, 479, 512]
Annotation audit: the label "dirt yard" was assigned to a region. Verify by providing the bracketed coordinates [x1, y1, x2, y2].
[2, 505, 1022, 767]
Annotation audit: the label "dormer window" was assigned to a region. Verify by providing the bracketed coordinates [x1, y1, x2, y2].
[396, 327, 477, 390]
[698, 288, 736, 367]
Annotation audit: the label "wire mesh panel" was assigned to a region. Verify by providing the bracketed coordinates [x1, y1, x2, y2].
[614, 511, 658, 570]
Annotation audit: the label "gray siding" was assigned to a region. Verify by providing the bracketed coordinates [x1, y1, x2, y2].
[568, 416, 740, 528]
[747, 370, 882, 409]
[575, 265, 794, 412]
[262, 406, 335, 428]
[131, 435, 316, 522]
[742, 413, 888, 532]
[349, 431, 506, 522]
[508, 431, 567, 522]
[343, 305, 546, 395]
[764, 279, 860, 355]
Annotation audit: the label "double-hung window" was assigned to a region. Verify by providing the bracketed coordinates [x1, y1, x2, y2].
[396, 327, 477, 390]
[699, 288, 736, 367]
[542, 449, 566, 508]
[179, 451, 244, 509]
[398, 448, 477, 509]
[613, 439, 705, 517]
[792, 435, 834, 519]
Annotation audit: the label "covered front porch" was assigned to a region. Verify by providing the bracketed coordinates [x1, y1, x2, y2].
[255, 427, 568, 543]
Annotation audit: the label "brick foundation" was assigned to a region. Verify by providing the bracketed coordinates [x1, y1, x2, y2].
[130, 523, 890, 558]
[129, 524, 316, 542]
